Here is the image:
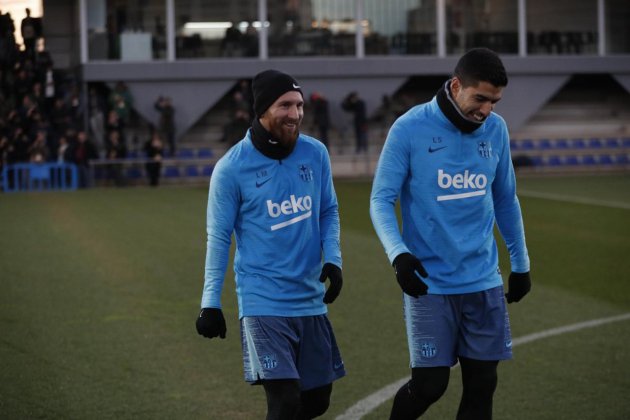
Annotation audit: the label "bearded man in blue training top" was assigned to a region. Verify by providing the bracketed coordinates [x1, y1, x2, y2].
[370, 48, 532, 419]
[196, 69, 345, 419]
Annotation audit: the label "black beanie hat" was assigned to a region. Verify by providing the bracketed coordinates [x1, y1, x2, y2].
[252, 69, 303, 117]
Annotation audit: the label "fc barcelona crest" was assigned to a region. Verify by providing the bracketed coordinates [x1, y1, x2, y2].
[420, 342, 437, 359]
[478, 141, 492, 159]
[299, 164, 313, 182]
[262, 354, 278, 369]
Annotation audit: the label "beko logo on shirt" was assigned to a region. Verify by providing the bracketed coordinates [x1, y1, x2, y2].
[437, 169, 487, 201]
[266, 195, 313, 231]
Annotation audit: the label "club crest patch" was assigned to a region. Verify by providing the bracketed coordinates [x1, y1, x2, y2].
[420, 342, 437, 359]
[262, 354, 278, 370]
[298, 164, 313, 182]
[478, 141, 492, 158]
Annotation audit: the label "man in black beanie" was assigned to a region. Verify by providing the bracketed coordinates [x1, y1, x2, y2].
[250, 69, 304, 156]
[196, 69, 345, 419]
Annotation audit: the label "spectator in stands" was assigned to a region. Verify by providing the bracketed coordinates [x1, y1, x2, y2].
[105, 109, 125, 152]
[20, 8, 40, 60]
[0, 12, 17, 89]
[29, 108, 52, 153]
[196, 69, 344, 420]
[230, 88, 251, 118]
[154, 95, 175, 156]
[105, 129, 126, 187]
[108, 81, 133, 151]
[234, 78, 254, 119]
[241, 24, 259, 57]
[18, 94, 38, 129]
[56, 134, 70, 163]
[0, 133, 8, 172]
[221, 23, 242, 57]
[13, 66, 33, 102]
[39, 61, 56, 117]
[0, 10, 16, 43]
[7, 126, 30, 163]
[30, 80, 44, 112]
[65, 83, 83, 129]
[144, 128, 164, 187]
[4, 110, 21, 139]
[341, 91, 368, 153]
[88, 87, 106, 157]
[370, 48, 531, 420]
[220, 107, 250, 148]
[69, 129, 98, 188]
[310, 92, 330, 149]
[49, 97, 71, 144]
[28, 129, 49, 162]
[109, 89, 129, 125]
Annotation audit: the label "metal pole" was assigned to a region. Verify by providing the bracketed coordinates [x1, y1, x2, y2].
[166, 0, 175, 61]
[597, 0, 606, 56]
[259, 0, 268, 59]
[355, 0, 365, 58]
[518, 0, 527, 56]
[437, 0, 446, 57]
[79, 0, 88, 63]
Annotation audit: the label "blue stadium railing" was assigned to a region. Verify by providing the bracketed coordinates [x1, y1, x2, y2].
[2, 163, 78, 193]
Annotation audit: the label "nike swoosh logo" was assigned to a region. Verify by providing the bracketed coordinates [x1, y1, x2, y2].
[256, 178, 272, 188]
[428, 145, 448, 153]
[334, 362, 344, 370]
[293, 83, 300, 89]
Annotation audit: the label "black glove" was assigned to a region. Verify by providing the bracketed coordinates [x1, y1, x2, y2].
[319, 263, 343, 304]
[505, 271, 531, 303]
[196, 308, 226, 339]
[393, 253, 429, 298]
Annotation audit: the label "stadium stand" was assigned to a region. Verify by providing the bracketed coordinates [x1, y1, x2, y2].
[163, 166, 180, 178]
[507, 75, 630, 173]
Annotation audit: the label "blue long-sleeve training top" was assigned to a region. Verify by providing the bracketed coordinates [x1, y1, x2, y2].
[201, 131, 342, 318]
[370, 96, 529, 294]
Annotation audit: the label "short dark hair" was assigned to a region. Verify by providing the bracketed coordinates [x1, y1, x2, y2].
[454, 48, 508, 88]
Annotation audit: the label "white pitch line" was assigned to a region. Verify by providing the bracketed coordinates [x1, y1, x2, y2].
[518, 190, 630, 210]
[335, 312, 630, 420]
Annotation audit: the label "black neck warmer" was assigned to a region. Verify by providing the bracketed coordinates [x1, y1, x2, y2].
[436, 80, 483, 134]
[250, 118, 296, 160]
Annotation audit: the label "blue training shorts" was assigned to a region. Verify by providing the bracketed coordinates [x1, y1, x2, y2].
[404, 285, 513, 368]
[240, 314, 346, 390]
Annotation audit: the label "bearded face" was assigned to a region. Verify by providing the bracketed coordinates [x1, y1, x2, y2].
[259, 91, 304, 147]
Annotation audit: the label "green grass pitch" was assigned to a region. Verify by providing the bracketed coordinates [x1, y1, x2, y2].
[1, 174, 629, 419]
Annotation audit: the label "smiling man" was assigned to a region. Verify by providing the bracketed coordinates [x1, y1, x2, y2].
[196, 69, 345, 419]
[370, 48, 532, 419]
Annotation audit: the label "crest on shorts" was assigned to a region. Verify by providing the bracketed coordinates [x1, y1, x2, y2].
[420, 342, 437, 359]
[478, 141, 492, 158]
[262, 354, 278, 370]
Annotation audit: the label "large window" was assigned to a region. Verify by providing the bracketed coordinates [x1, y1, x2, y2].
[445, 0, 518, 55]
[174, 0, 259, 59]
[606, 0, 630, 54]
[364, 0, 437, 56]
[268, 0, 356, 57]
[87, 0, 166, 60]
[526, 0, 597, 55]
[83, 0, 627, 61]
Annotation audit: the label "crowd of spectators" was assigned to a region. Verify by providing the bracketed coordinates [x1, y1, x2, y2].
[0, 9, 144, 189]
[0, 9, 402, 191]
